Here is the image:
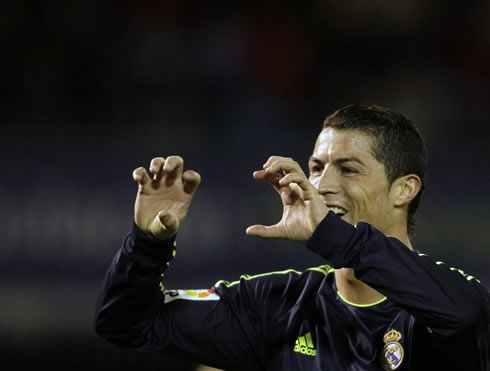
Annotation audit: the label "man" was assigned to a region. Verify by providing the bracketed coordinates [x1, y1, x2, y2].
[95, 104, 489, 370]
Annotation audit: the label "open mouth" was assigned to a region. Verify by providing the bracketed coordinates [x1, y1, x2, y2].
[327, 206, 347, 217]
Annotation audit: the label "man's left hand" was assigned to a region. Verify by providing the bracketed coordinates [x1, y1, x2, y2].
[246, 156, 329, 242]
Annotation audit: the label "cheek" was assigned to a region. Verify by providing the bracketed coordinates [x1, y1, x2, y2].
[364, 183, 391, 216]
[346, 180, 382, 212]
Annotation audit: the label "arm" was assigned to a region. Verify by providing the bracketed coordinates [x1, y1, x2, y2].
[94, 156, 266, 370]
[95, 224, 267, 369]
[247, 155, 488, 333]
[247, 155, 489, 366]
[307, 212, 489, 335]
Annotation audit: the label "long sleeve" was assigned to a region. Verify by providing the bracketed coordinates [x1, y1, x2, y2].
[94, 223, 269, 370]
[95, 215, 489, 370]
[307, 212, 489, 368]
[307, 213, 489, 334]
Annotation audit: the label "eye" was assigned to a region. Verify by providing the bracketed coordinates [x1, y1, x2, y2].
[309, 165, 323, 175]
[340, 166, 357, 174]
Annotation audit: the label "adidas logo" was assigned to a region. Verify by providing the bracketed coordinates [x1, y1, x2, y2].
[294, 332, 317, 357]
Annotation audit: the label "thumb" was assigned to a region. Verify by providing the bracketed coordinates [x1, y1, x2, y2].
[246, 224, 281, 239]
[158, 211, 179, 229]
[150, 212, 180, 240]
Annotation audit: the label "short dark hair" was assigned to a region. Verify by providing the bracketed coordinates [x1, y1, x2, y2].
[323, 103, 428, 235]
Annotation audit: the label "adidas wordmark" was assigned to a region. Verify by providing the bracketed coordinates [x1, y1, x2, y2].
[294, 332, 317, 357]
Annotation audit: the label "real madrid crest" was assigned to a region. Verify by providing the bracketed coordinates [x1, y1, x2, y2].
[380, 329, 404, 370]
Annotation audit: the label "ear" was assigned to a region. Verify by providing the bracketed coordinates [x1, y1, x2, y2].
[390, 174, 422, 207]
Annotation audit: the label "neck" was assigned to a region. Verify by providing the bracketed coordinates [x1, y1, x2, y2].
[395, 230, 413, 250]
[383, 216, 413, 251]
[334, 219, 413, 305]
[334, 268, 385, 306]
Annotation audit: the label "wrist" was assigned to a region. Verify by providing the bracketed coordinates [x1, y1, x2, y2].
[124, 221, 177, 267]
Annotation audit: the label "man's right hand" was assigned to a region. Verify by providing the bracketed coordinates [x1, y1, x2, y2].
[132, 156, 201, 240]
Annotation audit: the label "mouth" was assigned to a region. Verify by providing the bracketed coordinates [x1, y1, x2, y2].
[327, 205, 348, 217]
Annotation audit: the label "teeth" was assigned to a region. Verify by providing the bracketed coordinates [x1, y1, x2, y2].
[328, 206, 347, 215]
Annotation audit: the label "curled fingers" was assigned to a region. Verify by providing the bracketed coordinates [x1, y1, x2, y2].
[253, 170, 282, 194]
[182, 170, 201, 195]
[133, 167, 151, 185]
[262, 156, 294, 169]
[264, 158, 305, 177]
[163, 155, 184, 186]
[149, 157, 166, 180]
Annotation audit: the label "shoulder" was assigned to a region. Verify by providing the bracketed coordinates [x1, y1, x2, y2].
[214, 265, 334, 290]
[213, 265, 335, 311]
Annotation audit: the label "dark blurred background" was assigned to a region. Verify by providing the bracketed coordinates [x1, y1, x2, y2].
[1, 0, 489, 369]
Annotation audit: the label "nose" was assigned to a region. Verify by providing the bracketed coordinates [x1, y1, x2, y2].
[314, 165, 341, 196]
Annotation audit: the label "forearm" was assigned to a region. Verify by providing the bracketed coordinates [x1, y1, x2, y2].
[307, 213, 489, 335]
[94, 225, 264, 369]
[94, 223, 176, 350]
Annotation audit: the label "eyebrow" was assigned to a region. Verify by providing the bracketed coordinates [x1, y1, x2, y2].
[309, 156, 366, 167]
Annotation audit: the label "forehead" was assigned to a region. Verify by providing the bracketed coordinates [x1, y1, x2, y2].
[313, 128, 376, 162]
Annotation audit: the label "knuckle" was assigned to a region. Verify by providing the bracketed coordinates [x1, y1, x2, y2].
[133, 168, 146, 181]
[272, 159, 282, 167]
[150, 158, 165, 170]
[167, 155, 184, 164]
[133, 167, 145, 176]
[151, 156, 165, 164]
[186, 170, 201, 182]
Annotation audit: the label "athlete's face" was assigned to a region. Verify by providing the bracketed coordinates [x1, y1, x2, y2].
[309, 128, 396, 233]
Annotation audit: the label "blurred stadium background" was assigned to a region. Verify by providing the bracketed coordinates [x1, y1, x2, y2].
[1, 1, 489, 369]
